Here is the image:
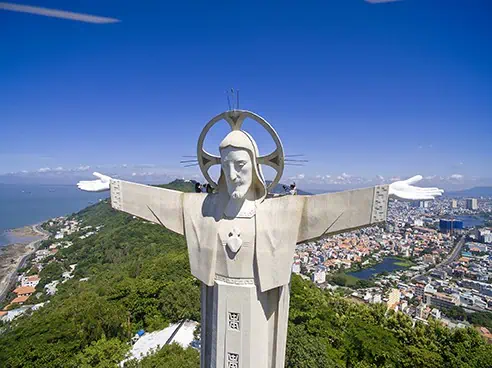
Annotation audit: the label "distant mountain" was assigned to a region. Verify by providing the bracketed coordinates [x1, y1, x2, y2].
[155, 179, 198, 192]
[445, 186, 492, 198]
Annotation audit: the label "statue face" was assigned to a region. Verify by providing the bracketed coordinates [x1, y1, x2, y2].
[220, 147, 253, 199]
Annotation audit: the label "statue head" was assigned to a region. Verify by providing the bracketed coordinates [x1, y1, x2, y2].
[218, 130, 267, 201]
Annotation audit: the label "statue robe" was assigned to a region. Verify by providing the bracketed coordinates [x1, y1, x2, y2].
[109, 179, 389, 368]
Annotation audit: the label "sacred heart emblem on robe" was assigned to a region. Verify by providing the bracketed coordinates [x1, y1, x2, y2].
[226, 227, 243, 253]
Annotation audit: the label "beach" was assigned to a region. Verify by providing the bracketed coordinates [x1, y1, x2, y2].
[0, 224, 49, 303]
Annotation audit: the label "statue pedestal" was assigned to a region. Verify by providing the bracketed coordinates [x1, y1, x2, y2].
[200, 279, 290, 368]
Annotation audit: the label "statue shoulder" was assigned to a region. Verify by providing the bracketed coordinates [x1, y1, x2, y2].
[261, 194, 305, 211]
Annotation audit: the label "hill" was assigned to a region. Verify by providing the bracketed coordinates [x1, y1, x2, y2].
[445, 186, 492, 198]
[0, 181, 491, 367]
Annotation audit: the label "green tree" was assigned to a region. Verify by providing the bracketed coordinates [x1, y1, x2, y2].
[124, 343, 199, 368]
[70, 336, 129, 368]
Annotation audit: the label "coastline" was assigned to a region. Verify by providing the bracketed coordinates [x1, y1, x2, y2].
[0, 224, 50, 304]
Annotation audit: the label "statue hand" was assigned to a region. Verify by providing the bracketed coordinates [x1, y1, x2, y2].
[77, 172, 111, 192]
[389, 175, 444, 201]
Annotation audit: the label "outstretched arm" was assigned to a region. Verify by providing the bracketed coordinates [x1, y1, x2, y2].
[298, 185, 389, 243]
[77, 173, 184, 235]
[297, 175, 443, 243]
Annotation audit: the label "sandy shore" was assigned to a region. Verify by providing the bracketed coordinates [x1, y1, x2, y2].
[0, 224, 49, 304]
[6, 225, 42, 238]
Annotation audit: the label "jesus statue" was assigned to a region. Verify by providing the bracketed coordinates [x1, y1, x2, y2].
[78, 110, 443, 368]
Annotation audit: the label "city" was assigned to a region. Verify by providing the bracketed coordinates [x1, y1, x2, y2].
[294, 195, 492, 342]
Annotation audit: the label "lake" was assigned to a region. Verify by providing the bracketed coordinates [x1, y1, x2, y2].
[0, 183, 108, 247]
[348, 257, 407, 280]
[455, 215, 486, 228]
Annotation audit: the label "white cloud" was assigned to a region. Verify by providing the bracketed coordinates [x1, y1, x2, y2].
[38, 167, 51, 172]
[76, 165, 90, 171]
[449, 174, 464, 180]
[0, 3, 120, 24]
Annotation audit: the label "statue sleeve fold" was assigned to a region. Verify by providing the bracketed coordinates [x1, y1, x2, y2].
[109, 179, 184, 235]
[297, 185, 389, 243]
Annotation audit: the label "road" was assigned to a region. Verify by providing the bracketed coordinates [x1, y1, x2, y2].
[411, 233, 467, 281]
[0, 224, 49, 304]
[436, 233, 467, 268]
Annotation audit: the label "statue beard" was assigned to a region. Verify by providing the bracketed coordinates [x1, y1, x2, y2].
[230, 184, 250, 200]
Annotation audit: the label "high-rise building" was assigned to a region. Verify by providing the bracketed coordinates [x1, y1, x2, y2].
[451, 199, 458, 209]
[439, 219, 464, 234]
[466, 198, 478, 210]
[413, 200, 430, 208]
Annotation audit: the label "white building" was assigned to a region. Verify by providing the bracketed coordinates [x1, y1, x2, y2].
[466, 198, 478, 210]
[292, 261, 301, 274]
[21, 275, 40, 288]
[311, 269, 326, 284]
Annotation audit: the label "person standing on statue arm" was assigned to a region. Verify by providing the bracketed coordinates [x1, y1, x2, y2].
[77, 110, 443, 368]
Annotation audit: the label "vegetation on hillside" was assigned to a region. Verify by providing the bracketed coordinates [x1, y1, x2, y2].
[0, 180, 491, 367]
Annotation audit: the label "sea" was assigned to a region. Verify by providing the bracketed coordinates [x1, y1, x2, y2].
[0, 183, 108, 247]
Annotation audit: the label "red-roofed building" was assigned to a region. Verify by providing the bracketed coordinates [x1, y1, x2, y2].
[13, 286, 35, 297]
[11, 295, 29, 305]
[477, 327, 492, 344]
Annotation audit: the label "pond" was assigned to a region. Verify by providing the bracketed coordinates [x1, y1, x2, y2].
[455, 215, 486, 228]
[347, 257, 407, 280]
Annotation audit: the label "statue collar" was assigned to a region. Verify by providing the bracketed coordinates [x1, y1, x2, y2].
[224, 198, 256, 219]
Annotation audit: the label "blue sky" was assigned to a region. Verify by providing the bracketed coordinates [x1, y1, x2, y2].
[1, 0, 491, 189]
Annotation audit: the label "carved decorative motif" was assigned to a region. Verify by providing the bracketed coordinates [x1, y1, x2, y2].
[371, 185, 389, 223]
[227, 352, 239, 368]
[228, 312, 240, 331]
[215, 275, 254, 285]
[111, 180, 123, 210]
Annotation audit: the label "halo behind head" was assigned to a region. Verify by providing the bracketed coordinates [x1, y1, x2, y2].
[197, 110, 284, 193]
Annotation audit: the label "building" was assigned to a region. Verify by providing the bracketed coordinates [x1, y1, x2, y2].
[21, 275, 40, 288]
[387, 288, 401, 310]
[292, 261, 301, 274]
[10, 295, 29, 305]
[451, 199, 458, 209]
[415, 283, 426, 299]
[476, 229, 492, 244]
[465, 198, 478, 210]
[13, 286, 35, 297]
[311, 268, 326, 284]
[415, 283, 436, 299]
[413, 201, 430, 208]
[425, 292, 459, 309]
[439, 219, 464, 234]
[423, 254, 435, 265]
